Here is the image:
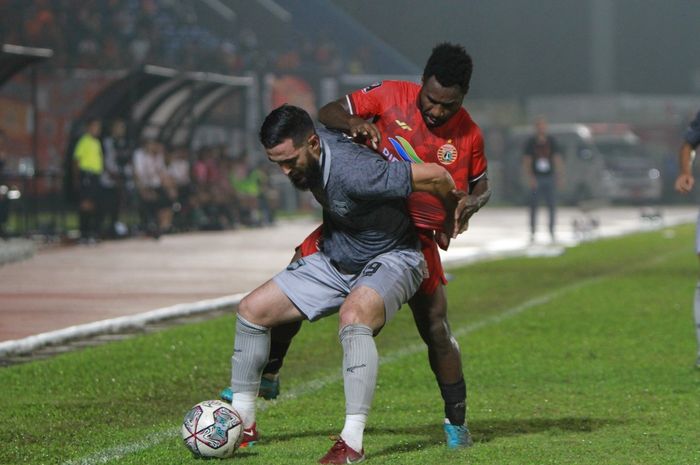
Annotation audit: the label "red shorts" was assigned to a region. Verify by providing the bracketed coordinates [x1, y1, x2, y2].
[296, 226, 446, 296]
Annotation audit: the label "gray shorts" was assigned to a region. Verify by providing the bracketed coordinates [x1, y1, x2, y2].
[273, 248, 425, 322]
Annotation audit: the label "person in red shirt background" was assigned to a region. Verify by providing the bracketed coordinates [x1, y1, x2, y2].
[222, 43, 491, 449]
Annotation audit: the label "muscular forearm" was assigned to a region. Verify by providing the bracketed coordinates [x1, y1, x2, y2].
[411, 163, 456, 199]
[318, 100, 354, 132]
[469, 178, 491, 211]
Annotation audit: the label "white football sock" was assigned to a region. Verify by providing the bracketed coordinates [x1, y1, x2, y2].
[231, 391, 257, 429]
[340, 414, 367, 452]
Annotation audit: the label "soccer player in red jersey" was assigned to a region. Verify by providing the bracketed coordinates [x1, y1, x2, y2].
[318, 43, 490, 449]
[222, 43, 490, 449]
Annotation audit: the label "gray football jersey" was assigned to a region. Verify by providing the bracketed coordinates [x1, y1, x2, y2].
[311, 127, 418, 273]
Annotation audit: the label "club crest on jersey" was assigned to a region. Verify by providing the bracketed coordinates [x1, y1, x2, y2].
[361, 81, 382, 93]
[437, 141, 458, 165]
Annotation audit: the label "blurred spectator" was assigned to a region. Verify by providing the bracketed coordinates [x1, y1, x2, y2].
[0, 129, 9, 238]
[347, 45, 373, 75]
[132, 139, 175, 238]
[228, 153, 263, 227]
[314, 31, 342, 75]
[2, 1, 359, 75]
[100, 119, 130, 238]
[165, 145, 193, 230]
[73, 118, 104, 243]
[256, 160, 279, 226]
[191, 146, 237, 230]
[209, 145, 237, 228]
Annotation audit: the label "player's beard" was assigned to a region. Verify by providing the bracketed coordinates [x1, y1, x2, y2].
[289, 158, 322, 191]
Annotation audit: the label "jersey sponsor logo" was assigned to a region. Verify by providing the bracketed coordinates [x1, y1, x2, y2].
[361, 81, 382, 93]
[387, 136, 423, 163]
[437, 141, 458, 165]
[381, 147, 400, 162]
[395, 119, 412, 131]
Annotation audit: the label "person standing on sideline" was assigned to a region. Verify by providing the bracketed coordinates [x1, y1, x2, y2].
[100, 119, 130, 238]
[0, 129, 9, 238]
[673, 109, 700, 368]
[230, 104, 464, 464]
[73, 118, 104, 243]
[221, 43, 490, 449]
[522, 116, 564, 243]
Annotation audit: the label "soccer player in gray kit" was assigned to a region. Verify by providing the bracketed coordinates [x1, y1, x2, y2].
[229, 104, 466, 464]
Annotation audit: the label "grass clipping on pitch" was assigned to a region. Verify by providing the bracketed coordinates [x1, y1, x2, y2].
[1, 225, 699, 465]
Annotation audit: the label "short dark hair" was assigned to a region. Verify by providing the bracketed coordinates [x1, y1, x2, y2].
[423, 42, 473, 93]
[259, 104, 315, 149]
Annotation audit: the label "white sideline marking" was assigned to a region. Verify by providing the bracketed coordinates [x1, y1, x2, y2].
[62, 275, 602, 465]
[63, 429, 178, 465]
[5, 215, 689, 358]
[0, 293, 248, 358]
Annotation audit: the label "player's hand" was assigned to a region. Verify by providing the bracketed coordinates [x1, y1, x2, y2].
[453, 189, 483, 236]
[348, 116, 381, 150]
[675, 173, 695, 194]
[436, 231, 451, 250]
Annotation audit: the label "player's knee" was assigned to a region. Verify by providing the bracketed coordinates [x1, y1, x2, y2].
[338, 307, 384, 333]
[238, 295, 267, 326]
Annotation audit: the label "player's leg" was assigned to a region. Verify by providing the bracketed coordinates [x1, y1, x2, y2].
[260, 321, 302, 394]
[544, 177, 556, 241]
[694, 273, 700, 368]
[695, 217, 700, 368]
[259, 245, 305, 393]
[529, 184, 539, 242]
[320, 249, 423, 463]
[221, 242, 312, 403]
[230, 278, 304, 444]
[221, 319, 299, 402]
[408, 285, 472, 448]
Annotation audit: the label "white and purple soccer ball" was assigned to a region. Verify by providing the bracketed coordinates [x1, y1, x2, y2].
[182, 400, 244, 458]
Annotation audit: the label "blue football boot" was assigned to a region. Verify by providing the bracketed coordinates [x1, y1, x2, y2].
[443, 422, 473, 448]
[220, 375, 280, 402]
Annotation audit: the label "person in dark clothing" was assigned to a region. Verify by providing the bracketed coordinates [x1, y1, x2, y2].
[522, 116, 564, 243]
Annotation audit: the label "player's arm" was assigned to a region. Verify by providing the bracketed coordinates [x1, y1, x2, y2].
[318, 98, 381, 149]
[675, 142, 695, 194]
[522, 152, 537, 189]
[453, 176, 491, 235]
[410, 163, 461, 238]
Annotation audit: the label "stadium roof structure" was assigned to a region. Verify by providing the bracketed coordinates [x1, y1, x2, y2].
[0, 44, 54, 88]
[70, 64, 256, 147]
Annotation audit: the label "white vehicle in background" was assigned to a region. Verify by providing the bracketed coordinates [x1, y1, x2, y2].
[589, 124, 662, 204]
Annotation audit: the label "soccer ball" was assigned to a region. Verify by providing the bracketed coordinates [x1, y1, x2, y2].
[182, 400, 244, 458]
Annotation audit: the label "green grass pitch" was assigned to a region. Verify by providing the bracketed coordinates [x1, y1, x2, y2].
[2, 225, 700, 464]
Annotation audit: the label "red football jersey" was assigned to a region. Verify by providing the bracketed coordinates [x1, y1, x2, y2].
[346, 80, 487, 231]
